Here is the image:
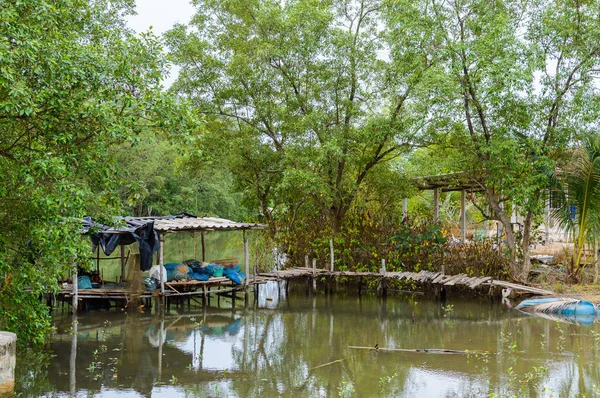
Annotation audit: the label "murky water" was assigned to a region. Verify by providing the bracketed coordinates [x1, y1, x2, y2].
[18, 283, 600, 397]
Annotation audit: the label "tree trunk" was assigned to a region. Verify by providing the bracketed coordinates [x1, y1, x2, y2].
[520, 211, 535, 283]
[484, 188, 519, 279]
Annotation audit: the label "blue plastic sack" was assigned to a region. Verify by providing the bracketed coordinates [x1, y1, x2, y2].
[189, 272, 210, 281]
[205, 264, 224, 277]
[167, 269, 188, 281]
[191, 266, 210, 275]
[78, 276, 92, 289]
[164, 262, 181, 271]
[225, 271, 246, 285]
[223, 265, 241, 274]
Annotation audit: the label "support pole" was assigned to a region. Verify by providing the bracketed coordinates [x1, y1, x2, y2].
[380, 258, 386, 274]
[329, 239, 334, 272]
[312, 258, 317, 293]
[120, 244, 126, 283]
[461, 190, 466, 243]
[433, 188, 439, 223]
[244, 230, 249, 286]
[594, 239, 598, 284]
[545, 191, 551, 245]
[194, 231, 197, 259]
[72, 265, 78, 314]
[201, 231, 206, 262]
[402, 198, 408, 220]
[159, 233, 165, 295]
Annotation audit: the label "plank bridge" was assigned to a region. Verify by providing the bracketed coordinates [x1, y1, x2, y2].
[258, 267, 554, 296]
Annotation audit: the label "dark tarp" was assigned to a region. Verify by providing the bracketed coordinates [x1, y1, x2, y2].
[83, 217, 159, 271]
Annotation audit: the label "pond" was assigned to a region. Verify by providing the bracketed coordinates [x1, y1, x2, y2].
[18, 283, 600, 397]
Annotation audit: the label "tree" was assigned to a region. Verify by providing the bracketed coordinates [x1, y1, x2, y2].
[552, 135, 600, 282]
[389, 0, 600, 281]
[0, 0, 193, 344]
[112, 135, 254, 220]
[165, 0, 433, 239]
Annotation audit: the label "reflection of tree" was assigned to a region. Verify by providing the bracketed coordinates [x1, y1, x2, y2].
[23, 295, 600, 397]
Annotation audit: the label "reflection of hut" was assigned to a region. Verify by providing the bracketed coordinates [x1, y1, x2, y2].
[61, 214, 265, 311]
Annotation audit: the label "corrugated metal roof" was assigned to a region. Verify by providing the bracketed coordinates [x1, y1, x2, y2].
[151, 216, 265, 232]
[82, 214, 265, 234]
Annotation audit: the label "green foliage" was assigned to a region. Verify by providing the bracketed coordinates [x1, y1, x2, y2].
[444, 239, 510, 279]
[387, 0, 600, 280]
[551, 134, 600, 282]
[112, 135, 254, 220]
[390, 220, 446, 272]
[166, 0, 429, 237]
[0, 0, 195, 344]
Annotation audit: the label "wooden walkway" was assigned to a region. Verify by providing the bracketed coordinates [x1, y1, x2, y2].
[258, 267, 554, 296]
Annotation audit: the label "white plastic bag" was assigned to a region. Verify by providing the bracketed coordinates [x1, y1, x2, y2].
[149, 264, 167, 284]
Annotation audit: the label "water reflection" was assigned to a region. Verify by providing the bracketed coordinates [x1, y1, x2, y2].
[22, 282, 600, 397]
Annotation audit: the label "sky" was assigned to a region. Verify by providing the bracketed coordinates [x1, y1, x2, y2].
[126, 0, 196, 87]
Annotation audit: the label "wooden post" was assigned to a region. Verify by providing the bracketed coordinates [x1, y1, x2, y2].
[159, 233, 165, 295]
[194, 231, 197, 259]
[380, 258, 386, 274]
[461, 190, 466, 243]
[96, 245, 100, 274]
[545, 191, 551, 245]
[312, 258, 317, 293]
[594, 239, 598, 284]
[402, 198, 408, 220]
[329, 239, 334, 272]
[433, 188, 439, 223]
[244, 230, 249, 286]
[72, 265, 78, 314]
[120, 244, 126, 283]
[201, 231, 206, 262]
[305, 255, 309, 268]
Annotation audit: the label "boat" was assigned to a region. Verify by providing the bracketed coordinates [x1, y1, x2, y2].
[515, 297, 599, 316]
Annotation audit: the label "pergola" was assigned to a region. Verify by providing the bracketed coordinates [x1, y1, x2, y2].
[412, 172, 485, 242]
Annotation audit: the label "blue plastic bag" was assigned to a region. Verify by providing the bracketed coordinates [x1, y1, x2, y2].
[77, 276, 92, 289]
[189, 272, 210, 281]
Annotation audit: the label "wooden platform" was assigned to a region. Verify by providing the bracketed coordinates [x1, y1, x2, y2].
[58, 275, 276, 301]
[258, 268, 554, 296]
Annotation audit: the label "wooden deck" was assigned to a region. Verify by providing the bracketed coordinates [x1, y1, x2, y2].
[57, 275, 275, 301]
[258, 267, 555, 296]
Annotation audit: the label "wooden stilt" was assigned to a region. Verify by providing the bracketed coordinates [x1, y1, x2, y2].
[329, 239, 334, 272]
[72, 265, 78, 314]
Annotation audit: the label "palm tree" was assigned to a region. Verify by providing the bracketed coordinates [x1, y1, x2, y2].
[552, 134, 600, 282]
